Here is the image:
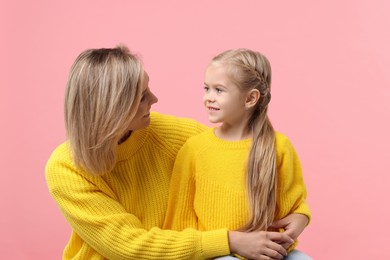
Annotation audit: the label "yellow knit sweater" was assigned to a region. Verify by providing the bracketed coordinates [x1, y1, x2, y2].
[45, 113, 231, 260]
[164, 128, 311, 249]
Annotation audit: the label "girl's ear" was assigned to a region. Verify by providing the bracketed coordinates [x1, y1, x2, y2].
[245, 89, 260, 109]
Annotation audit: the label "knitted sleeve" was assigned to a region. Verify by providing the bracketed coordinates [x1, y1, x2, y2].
[275, 134, 311, 222]
[46, 147, 230, 260]
[164, 141, 199, 231]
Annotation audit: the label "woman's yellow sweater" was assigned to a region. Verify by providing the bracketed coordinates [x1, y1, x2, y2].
[45, 113, 231, 260]
[164, 128, 311, 249]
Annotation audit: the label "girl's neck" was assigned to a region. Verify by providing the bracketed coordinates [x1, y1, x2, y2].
[215, 122, 251, 141]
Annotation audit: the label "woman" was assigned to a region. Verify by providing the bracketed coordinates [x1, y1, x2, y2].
[46, 45, 295, 259]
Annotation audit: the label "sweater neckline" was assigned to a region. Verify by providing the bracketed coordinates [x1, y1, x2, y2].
[116, 127, 149, 161]
[205, 128, 252, 148]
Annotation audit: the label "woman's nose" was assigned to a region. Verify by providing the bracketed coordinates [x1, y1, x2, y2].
[151, 93, 158, 104]
[148, 90, 158, 105]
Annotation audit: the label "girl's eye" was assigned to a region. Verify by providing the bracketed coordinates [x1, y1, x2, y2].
[204, 86, 209, 92]
[216, 88, 223, 93]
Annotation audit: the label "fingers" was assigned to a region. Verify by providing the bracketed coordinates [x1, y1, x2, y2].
[252, 243, 286, 260]
[279, 241, 292, 250]
[267, 231, 294, 244]
[233, 231, 293, 260]
[281, 228, 294, 237]
[254, 237, 288, 260]
[266, 240, 288, 258]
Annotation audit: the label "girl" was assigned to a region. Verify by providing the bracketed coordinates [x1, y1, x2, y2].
[164, 49, 311, 259]
[45, 46, 294, 259]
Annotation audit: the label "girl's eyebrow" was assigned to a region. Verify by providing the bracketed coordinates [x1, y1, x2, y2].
[204, 82, 227, 89]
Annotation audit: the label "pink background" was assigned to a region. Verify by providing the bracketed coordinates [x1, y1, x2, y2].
[2, 1, 389, 259]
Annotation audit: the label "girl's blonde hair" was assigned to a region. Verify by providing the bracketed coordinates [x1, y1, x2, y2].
[212, 48, 276, 231]
[65, 45, 143, 175]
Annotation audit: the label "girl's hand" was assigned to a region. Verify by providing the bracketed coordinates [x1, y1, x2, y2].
[228, 230, 294, 260]
[271, 213, 309, 241]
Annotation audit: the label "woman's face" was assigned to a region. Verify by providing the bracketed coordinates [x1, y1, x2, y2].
[128, 71, 158, 131]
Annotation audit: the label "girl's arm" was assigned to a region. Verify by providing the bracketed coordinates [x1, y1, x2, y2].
[274, 134, 311, 247]
[271, 213, 309, 240]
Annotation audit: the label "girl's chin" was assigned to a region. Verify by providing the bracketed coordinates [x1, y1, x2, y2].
[208, 117, 221, 124]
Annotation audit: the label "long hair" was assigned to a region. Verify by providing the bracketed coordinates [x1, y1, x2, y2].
[212, 48, 276, 231]
[64, 45, 143, 175]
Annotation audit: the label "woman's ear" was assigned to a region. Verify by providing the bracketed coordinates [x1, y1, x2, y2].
[245, 89, 260, 109]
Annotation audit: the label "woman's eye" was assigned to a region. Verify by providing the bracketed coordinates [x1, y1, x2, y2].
[140, 95, 146, 102]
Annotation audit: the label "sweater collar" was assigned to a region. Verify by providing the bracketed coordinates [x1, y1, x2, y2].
[206, 128, 252, 148]
[116, 127, 149, 161]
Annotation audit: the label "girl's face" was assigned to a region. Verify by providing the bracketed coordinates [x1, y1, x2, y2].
[203, 63, 248, 126]
[128, 71, 158, 131]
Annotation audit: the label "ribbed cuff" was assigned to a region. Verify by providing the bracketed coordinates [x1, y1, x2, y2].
[288, 240, 299, 253]
[293, 202, 312, 225]
[201, 229, 230, 259]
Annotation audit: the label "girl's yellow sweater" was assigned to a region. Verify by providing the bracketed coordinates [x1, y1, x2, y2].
[164, 128, 311, 250]
[45, 113, 230, 260]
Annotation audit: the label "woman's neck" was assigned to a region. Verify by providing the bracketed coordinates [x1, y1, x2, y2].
[118, 131, 132, 144]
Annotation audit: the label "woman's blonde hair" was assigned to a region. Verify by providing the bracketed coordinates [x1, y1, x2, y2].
[64, 45, 143, 175]
[211, 48, 276, 231]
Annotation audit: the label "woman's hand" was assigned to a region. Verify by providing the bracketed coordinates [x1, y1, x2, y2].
[271, 213, 309, 241]
[228, 230, 294, 260]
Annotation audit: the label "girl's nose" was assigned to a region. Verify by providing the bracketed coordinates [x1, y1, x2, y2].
[204, 92, 215, 102]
